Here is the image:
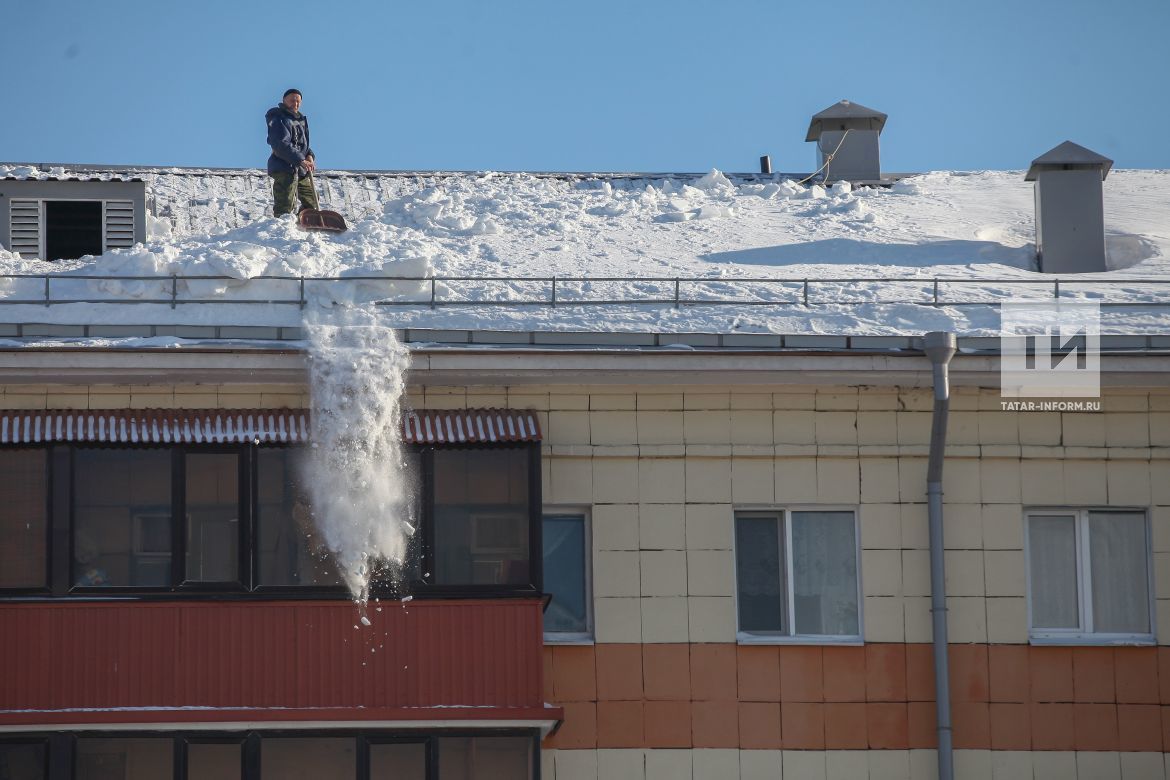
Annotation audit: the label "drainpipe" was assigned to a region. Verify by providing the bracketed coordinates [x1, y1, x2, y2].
[924, 331, 956, 780]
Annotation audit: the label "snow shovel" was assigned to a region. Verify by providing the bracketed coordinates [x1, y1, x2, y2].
[297, 169, 348, 233]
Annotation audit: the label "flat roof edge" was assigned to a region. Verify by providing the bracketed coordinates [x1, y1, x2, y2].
[4, 325, 1170, 354]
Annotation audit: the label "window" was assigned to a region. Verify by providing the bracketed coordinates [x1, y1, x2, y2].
[185, 453, 241, 583]
[73, 448, 173, 588]
[734, 510, 861, 641]
[262, 738, 354, 780]
[542, 512, 591, 640]
[2, 441, 540, 598]
[1027, 509, 1153, 642]
[0, 741, 45, 779]
[256, 447, 343, 587]
[429, 448, 533, 588]
[0, 732, 535, 780]
[437, 737, 531, 780]
[0, 450, 48, 589]
[369, 742, 425, 779]
[76, 738, 172, 780]
[187, 741, 241, 780]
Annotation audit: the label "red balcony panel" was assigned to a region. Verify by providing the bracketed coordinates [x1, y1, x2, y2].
[0, 599, 552, 727]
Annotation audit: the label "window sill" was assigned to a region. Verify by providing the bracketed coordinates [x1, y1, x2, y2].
[737, 632, 864, 646]
[1029, 634, 1156, 647]
[543, 634, 594, 646]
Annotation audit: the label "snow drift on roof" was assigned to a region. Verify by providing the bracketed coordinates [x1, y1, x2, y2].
[0, 165, 1167, 337]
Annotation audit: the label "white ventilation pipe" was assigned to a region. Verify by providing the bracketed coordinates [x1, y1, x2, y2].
[924, 331, 957, 780]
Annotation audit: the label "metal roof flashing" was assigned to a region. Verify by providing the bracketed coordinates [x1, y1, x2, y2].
[1024, 140, 1114, 181]
[805, 100, 888, 142]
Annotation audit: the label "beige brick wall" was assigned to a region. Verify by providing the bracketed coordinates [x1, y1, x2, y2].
[532, 387, 1170, 646]
[0, 384, 310, 409]
[543, 748, 1169, 780]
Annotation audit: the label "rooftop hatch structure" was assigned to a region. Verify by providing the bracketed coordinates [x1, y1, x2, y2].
[0, 177, 146, 261]
[805, 99, 887, 183]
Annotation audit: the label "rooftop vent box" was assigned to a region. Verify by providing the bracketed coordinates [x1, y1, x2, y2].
[805, 99, 887, 183]
[0, 178, 146, 261]
[1025, 141, 1112, 274]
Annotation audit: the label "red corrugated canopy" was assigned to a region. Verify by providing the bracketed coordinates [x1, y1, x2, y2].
[0, 408, 541, 445]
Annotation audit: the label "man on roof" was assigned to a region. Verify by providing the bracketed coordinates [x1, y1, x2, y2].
[265, 88, 320, 217]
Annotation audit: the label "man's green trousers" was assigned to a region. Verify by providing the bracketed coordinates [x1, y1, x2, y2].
[270, 170, 320, 217]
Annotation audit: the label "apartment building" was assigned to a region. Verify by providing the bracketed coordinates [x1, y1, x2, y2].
[1, 165, 1169, 779]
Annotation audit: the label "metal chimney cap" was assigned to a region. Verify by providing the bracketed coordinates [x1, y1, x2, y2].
[805, 100, 888, 141]
[1025, 140, 1114, 181]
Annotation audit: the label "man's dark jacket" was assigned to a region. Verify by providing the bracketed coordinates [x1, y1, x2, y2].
[266, 105, 314, 176]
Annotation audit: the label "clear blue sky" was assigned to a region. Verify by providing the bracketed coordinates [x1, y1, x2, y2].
[3, 0, 1167, 172]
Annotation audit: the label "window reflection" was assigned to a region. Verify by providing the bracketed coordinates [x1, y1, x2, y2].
[433, 449, 530, 586]
[261, 738, 354, 780]
[73, 449, 172, 587]
[187, 743, 240, 780]
[438, 737, 530, 780]
[0, 742, 45, 780]
[0, 450, 48, 589]
[185, 453, 239, 583]
[75, 738, 172, 780]
[257, 448, 342, 587]
[369, 742, 425, 779]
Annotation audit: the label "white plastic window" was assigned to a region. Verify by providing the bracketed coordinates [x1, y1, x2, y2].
[734, 509, 861, 643]
[1026, 509, 1153, 644]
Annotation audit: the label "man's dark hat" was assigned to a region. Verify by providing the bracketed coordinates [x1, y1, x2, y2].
[283, 88, 302, 99]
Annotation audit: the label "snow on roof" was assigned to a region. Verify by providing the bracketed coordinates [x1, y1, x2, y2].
[1, 164, 1168, 339]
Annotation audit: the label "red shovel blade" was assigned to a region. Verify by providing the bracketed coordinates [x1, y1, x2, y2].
[298, 208, 348, 233]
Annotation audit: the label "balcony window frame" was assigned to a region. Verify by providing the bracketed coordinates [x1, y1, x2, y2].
[0, 736, 49, 779]
[1025, 506, 1156, 646]
[1, 441, 542, 601]
[67, 445, 251, 595]
[414, 442, 543, 598]
[3, 729, 541, 780]
[0, 445, 52, 594]
[732, 505, 864, 646]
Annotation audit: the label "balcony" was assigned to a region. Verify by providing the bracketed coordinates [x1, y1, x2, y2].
[0, 598, 556, 729]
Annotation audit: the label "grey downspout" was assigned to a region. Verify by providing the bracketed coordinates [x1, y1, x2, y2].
[924, 331, 957, 780]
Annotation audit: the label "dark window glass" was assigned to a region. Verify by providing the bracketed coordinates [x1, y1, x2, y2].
[370, 742, 425, 779]
[76, 738, 172, 780]
[437, 737, 530, 780]
[735, 514, 785, 633]
[73, 448, 172, 587]
[0, 450, 48, 588]
[185, 453, 240, 583]
[433, 448, 530, 586]
[0, 742, 46, 780]
[45, 200, 102, 261]
[261, 738, 354, 780]
[543, 514, 588, 633]
[257, 448, 342, 587]
[187, 743, 240, 780]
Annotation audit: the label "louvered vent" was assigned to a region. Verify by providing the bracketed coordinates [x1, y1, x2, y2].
[9, 200, 41, 258]
[104, 200, 135, 250]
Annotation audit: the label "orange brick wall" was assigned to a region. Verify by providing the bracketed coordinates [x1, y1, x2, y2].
[541, 643, 1170, 752]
